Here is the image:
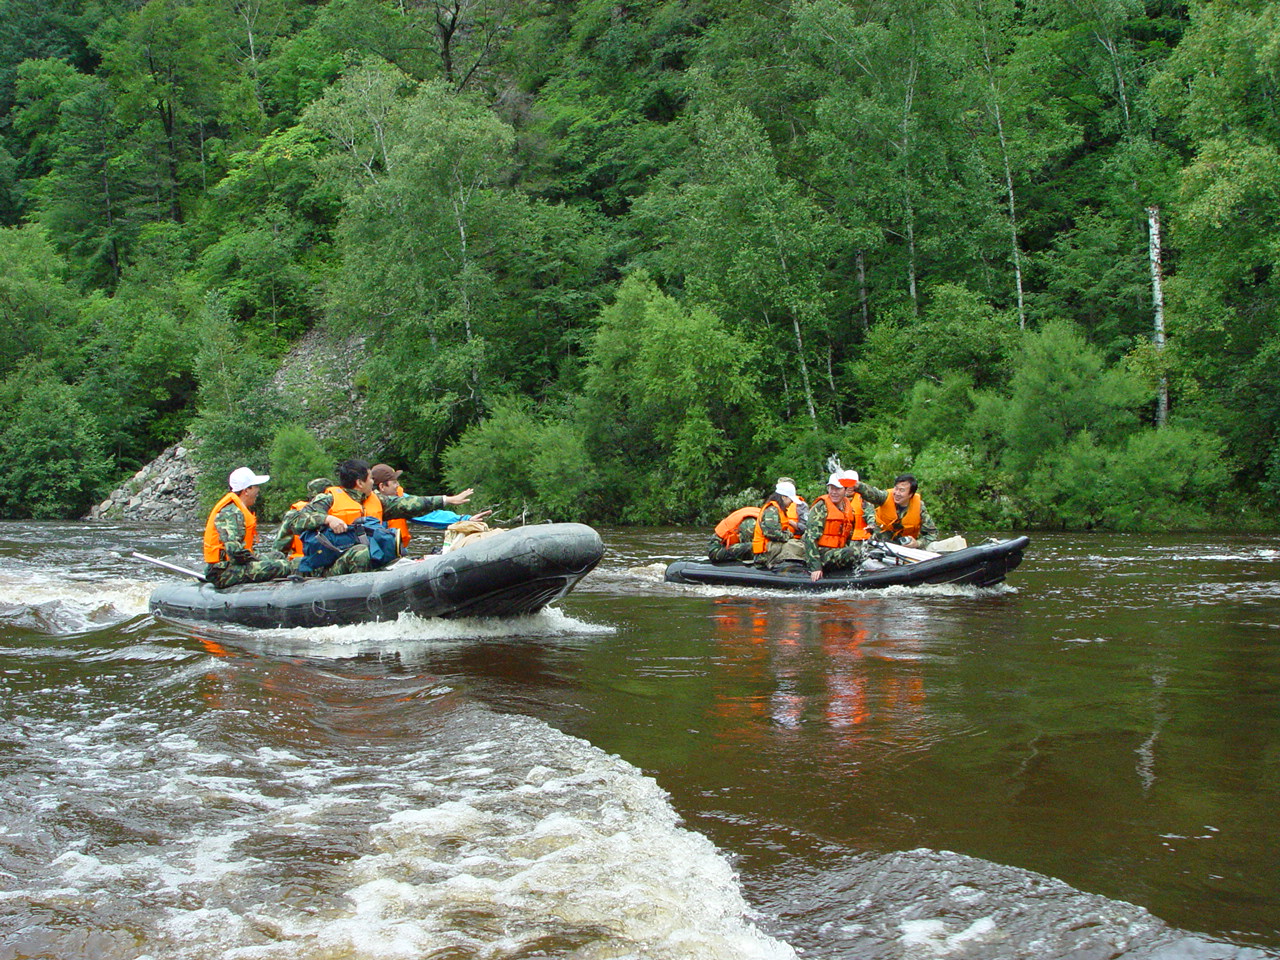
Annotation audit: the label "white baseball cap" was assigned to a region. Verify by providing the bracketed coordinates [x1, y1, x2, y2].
[775, 479, 798, 500]
[229, 467, 270, 492]
[828, 470, 859, 487]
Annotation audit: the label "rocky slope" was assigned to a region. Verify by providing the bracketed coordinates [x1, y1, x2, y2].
[87, 326, 371, 522]
[87, 442, 199, 523]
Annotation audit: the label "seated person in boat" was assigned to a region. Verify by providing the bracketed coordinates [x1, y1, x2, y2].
[371, 462, 492, 551]
[752, 478, 806, 567]
[269, 476, 332, 557]
[855, 473, 938, 549]
[371, 463, 413, 552]
[803, 470, 873, 582]
[707, 505, 760, 562]
[292, 458, 477, 576]
[203, 468, 295, 589]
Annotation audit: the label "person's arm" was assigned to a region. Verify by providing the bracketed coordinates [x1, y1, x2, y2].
[267, 522, 292, 555]
[854, 481, 888, 506]
[214, 504, 253, 563]
[268, 504, 306, 553]
[379, 492, 446, 519]
[856, 483, 885, 537]
[293, 493, 344, 532]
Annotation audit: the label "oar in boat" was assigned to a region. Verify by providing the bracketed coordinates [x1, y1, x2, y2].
[123, 551, 207, 581]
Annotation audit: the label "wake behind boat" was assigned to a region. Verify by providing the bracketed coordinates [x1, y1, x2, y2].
[150, 522, 604, 628]
[664, 536, 1029, 592]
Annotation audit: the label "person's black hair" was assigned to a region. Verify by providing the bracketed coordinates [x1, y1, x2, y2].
[337, 458, 371, 489]
[895, 473, 918, 495]
[761, 491, 789, 512]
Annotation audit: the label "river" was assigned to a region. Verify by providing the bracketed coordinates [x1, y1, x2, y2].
[0, 521, 1276, 959]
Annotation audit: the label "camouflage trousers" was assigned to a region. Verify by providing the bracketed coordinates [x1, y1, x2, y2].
[206, 556, 295, 589]
[706, 537, 754, 563]
[317, 545, 387, 577]
[754, 538, 805, 568]
[817, 542, 869, 572]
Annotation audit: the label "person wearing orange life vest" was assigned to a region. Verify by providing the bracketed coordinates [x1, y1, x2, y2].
[269, 477, 333, 557]
[371, 463, 494, 555]
[291, 458, 479, 576]
[752, 478, 807, 567]
[202, 467, 294, 589]
[371, 463, 413, 551]
[707, 505, 760, 562]
[856, 473, 938, 549]
[803, 470, 873, 581]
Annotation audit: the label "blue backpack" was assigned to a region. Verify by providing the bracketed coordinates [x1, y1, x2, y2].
[298, 517, 400, 574]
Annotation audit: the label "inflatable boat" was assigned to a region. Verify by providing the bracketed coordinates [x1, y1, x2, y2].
[150, 523, 604, 629]
[664, 536, 1029, 592]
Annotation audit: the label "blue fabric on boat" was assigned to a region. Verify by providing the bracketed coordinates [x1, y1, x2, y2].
[411, 510, 470, 528]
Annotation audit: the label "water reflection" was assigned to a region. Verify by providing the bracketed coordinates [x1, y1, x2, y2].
[707, 597, 928, 741]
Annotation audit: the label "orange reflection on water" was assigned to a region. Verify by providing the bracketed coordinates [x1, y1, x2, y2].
[707, 596, 927, 749]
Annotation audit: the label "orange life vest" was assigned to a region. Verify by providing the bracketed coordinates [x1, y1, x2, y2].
[714, 506, 761, 546]
[752, 500, 799, 555]
[875, 492, 923, 540]
[386, 484, 410, 546]
[326, 486, 383, 523]
[815, 493, 869, 548]
[286, 498, 309, 559]
[202, 492, 257, 564]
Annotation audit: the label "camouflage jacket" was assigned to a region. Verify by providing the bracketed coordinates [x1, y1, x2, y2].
[267, 501, 312, 554]
[757, 500, 799, 545]
[802, 497, 838, 571]
[207, 501, 285, 567]
[855, 482, 938, 548]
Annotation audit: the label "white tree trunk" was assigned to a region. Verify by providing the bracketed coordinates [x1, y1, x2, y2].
[1147, 205, 1168, 426]
[791, 314, 818, 422]
[977, 12, 1027, 330]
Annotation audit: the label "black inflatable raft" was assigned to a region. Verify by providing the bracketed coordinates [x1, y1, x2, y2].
[150, 522, 604, 629]
[664, 536, 1029, 592]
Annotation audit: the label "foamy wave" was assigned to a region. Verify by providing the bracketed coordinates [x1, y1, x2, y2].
[259, 605, 616, 647]
[0, 572, 153, 633]
[148, 715, 799, 960]
[10, 693, 794, 960]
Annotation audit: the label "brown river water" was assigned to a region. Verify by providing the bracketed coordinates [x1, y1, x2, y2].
[0, 521, 1276, 959]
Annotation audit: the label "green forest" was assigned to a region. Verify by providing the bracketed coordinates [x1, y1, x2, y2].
[0, 0, 1276, 531]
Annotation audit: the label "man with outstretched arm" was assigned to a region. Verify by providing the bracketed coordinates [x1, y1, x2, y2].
[370, 462, 491, 550]
[855, 473, 938, 549]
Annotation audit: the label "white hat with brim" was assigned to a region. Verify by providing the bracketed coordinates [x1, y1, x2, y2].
[775, 480, 798, 500]
[828, 470, 859, 488]
[229, 467, 270, 492]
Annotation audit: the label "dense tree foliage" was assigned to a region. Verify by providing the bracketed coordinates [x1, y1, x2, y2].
[0, 0, 1271, 530]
